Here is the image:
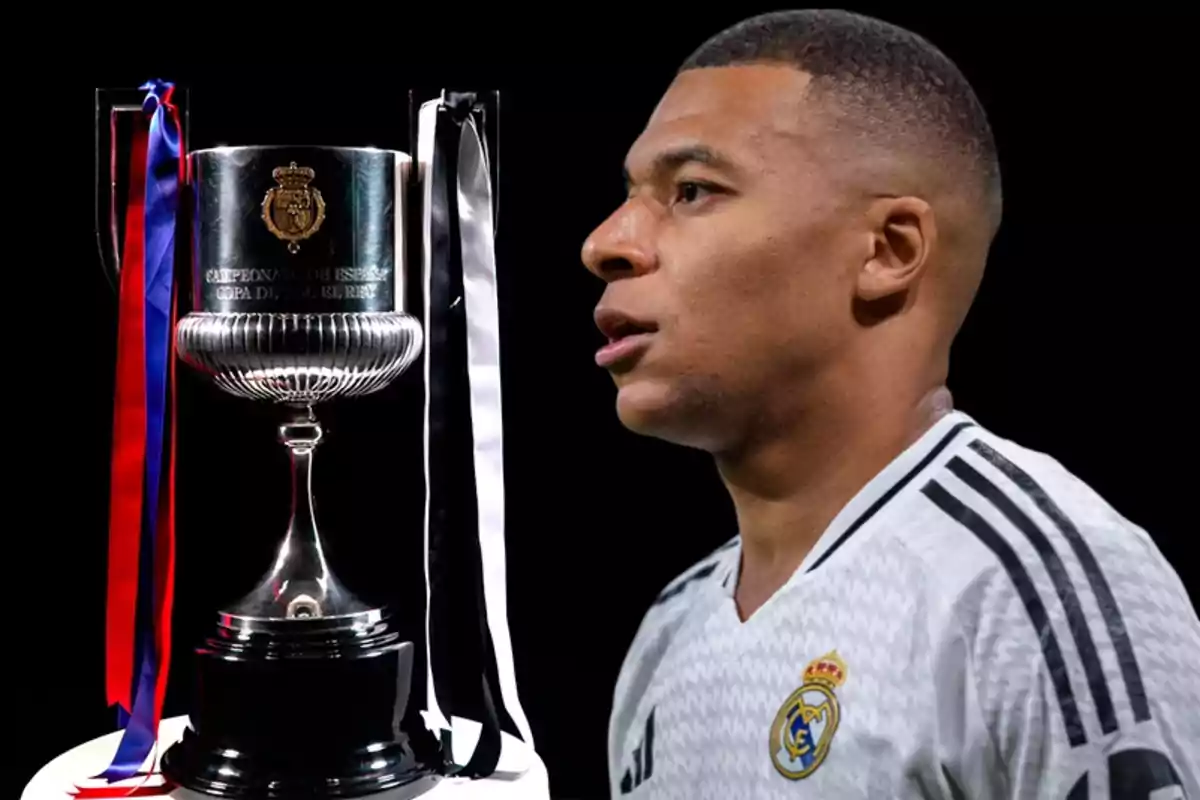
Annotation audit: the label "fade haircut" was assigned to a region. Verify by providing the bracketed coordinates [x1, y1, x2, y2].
[680, 10, 1003, 235]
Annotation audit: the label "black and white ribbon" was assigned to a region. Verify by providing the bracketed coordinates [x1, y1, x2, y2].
[417, 91, 534, 778]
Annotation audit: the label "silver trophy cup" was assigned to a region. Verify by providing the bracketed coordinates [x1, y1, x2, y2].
[176, 148, 422, 628]
[160, 145, 439, 798]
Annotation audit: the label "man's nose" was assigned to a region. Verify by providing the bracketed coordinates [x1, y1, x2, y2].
[581, 201, 657, 282]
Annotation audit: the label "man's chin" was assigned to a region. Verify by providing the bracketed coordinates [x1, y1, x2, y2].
[614, 381, 715, 449]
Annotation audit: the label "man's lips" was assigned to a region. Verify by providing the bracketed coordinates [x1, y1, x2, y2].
[593, 307, 658, 369]
[595, 333, 653, 368]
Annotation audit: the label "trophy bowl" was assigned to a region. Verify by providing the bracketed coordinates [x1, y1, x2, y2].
[176, 311, 422, 405]
[160, 145, 439, 798]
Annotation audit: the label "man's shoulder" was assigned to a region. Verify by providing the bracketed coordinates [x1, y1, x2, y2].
[608, 537, 740, 755]
[897, 418, 1183, 610]
[651, 535, 740, 607]
[905, 417, 1197, 719]
[616, 537, 739, 669]
[903, 418, 1200, 789]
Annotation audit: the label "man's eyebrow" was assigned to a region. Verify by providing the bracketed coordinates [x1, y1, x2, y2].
[622, 144, 740, 188]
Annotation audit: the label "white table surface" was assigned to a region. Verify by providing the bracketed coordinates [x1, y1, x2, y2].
[23, 716, 550, 800]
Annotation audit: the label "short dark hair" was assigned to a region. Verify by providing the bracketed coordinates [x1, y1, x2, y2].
[680, 10, 1002, 230]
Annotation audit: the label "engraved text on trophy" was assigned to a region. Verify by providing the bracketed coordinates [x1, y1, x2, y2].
[203, 265, 392, 302]
[262, 161, 326, 253]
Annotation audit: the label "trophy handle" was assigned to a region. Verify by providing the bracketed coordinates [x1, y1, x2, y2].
[458, 90, 499, 235]
[95, 85, 191, 293]
[409, 89, 500, 232]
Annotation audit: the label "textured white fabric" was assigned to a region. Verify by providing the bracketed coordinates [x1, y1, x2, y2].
[609, 411, 1200, 799]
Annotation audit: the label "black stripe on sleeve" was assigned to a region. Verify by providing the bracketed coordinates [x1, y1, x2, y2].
[806, 421, 975, 573]
[946, 455, 1118, 735]
[941, 765, 968, 800]
[653, 562, 718, 606]
[967, 439, 1151, 723]
[922, 479, 1088, 747]
[655, 539, 738, 605]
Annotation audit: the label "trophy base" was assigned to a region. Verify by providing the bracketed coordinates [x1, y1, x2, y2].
[161, 612, 440, 798]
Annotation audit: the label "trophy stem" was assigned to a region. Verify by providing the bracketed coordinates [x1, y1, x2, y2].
[218, 403, 372, 627]
[276, 404, 331, 619]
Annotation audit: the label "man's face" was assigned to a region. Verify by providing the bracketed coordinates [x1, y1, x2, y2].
[581, 65, 866, 450]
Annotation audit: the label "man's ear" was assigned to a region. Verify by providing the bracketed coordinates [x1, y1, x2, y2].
[858, 196, 937, 301]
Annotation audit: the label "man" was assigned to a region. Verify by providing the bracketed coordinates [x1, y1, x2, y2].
[581, 9, 1199, 799]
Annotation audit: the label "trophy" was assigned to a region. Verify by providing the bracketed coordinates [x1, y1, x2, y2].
[88, 82, 530, 800]
[160, 142, 436, 796]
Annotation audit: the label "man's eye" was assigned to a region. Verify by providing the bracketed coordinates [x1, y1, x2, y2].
[675, 181, 715, 204]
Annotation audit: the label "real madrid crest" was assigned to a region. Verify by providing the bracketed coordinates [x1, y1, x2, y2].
[769, 650, 847, 781]
[261, 161, 326, 253]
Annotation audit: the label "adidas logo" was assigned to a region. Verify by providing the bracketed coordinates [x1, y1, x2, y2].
[620, 708, 655, 794]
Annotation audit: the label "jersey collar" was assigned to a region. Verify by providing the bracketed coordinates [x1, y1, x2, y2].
[719, 410, 978, 595]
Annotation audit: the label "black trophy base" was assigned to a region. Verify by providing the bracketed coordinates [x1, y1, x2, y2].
[161, 613, 440, 798]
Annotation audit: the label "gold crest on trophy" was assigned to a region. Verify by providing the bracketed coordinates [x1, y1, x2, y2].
[262, 161, 326, 253]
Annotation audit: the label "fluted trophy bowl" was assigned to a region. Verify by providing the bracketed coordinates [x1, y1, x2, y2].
[177, 311, 422, 404]
[161, 144, 439, 799]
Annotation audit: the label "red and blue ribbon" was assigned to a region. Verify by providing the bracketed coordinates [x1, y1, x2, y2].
[84, 78, 182, 793]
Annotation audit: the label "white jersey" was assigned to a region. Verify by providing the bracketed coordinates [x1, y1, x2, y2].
[608, 410, 1200, 799]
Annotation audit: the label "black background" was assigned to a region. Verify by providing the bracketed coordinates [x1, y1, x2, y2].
[15, 9, 1194, 799]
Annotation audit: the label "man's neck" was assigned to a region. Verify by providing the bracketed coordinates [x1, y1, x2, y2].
[717, 383, 954, 621]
